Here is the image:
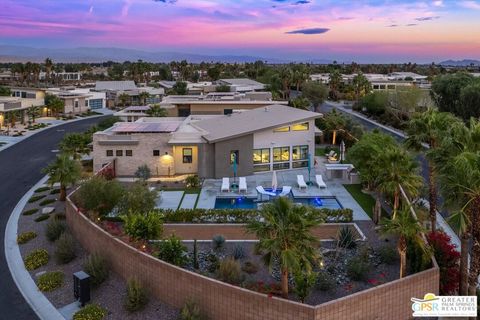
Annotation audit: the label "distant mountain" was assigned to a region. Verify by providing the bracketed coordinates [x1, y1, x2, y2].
[0, 45, 333, 64]
[439, 59, 480, 67]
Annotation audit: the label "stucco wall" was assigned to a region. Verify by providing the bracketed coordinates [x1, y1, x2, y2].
[214, 134, 253, 178]
[172, 145, 198, 174]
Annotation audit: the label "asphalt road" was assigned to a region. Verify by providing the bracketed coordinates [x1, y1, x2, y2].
[0, 116, 108, 320]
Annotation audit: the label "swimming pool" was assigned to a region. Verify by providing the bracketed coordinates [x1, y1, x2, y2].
[214, 196, 343, 210]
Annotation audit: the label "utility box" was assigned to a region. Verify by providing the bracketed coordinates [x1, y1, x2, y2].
[73, 271, 90, 306]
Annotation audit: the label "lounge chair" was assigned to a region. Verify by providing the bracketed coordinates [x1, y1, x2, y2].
[297, 175, 307, 190]
[221, 177, 230, 192]
[325, 150, 335, 157]
[278, 186, 292, 197]
[239, 177, 247, 193]
[256, 186, 276, 197]
[315, 175, 327, 188]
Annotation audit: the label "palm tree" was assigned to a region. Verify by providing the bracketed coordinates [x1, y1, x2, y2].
[59, 133, 91, 160]
[328, 69, 342, 99]
[405, 109, 463, 232]
[376, 147, 423, 219]
[118, 93, 130, 109]
[146, 104, 168, 117]
[381, 208, 428, 278]
[26, 105, 40, 123]
[247, 197, 322, 298]
[44, 58, 53, 84]
[279, 66, 293, 100]
[352, 72, 371, 101]
[138, 91, 150, 106]
[448, 210, 470, 295]
[43, 153, 82, 201]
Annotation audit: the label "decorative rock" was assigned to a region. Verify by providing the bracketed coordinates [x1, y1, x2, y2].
[35, 271, 46, 278]
[42, 207, 55, 214]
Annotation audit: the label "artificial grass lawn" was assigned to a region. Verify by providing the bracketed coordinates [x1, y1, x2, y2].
[343, 184, 375, 219]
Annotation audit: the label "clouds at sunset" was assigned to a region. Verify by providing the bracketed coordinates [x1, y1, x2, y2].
[1, 0, 479, 62]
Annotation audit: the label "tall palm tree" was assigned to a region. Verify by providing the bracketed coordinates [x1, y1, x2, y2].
[44, 58, 53, 84]
[352, 72, 371, 101]
[59, 133, 91, 160]
[138, 91, 150, 106]
[43, 153, 82, 201]
[381, 208, 429, 278]
[279, 66, 293, 100]
[146, 104, 168, 117]
[405, 109, 463, 232]
[328, 69, 342, 99]
[247, 197, 322, 298]
[448, 210, 470, 295]
[377, 147, 423, 219]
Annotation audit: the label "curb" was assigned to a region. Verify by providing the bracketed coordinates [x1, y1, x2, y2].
[0, 114, 107, 153]
[4, 175, 65, 320]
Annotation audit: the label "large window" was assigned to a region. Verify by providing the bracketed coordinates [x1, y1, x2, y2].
[292, 145, 309, 168]
[291, 122, 309, 131]
[253, 148, 270, 172]
[273, 147, 290, 162]
[230, 150, 239, 165]
[183, 148, 193, 163]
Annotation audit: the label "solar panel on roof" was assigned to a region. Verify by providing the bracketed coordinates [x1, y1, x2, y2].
[111, 121, 182, 133]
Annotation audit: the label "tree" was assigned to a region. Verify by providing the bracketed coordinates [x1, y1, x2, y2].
[358, 92, 387, 116]
[381, 208, 428, 278]
[316, 109, 362, 145]
[138, 92, 150, 106]
[247, 197, 322, 298]
[302, 82, 328, 112]
[448, 210, 470, 295]
[279, 66, 293, 100]
[459, 81, 480, 120]
[172, 81, 188, 95]
[135, 165, 151, 181]
[215, 85, 230, 92]
[78, 176, 124, 216]
[118, 93, 130, 108]
[44, 58, 53, 84]
[289, 96, 310, 110]
[405, 109, 463, 232]
[43, 154, 82, 201]
[352, 72, 371, 101]
[45, 94, 65, 116]
[207, 66, 221, 81]
[59, 133, 91, 159]
[146, 104, 168, 117]
[292, 65, 309, 92]
[430, 72, 474, 116]
[26, 106, 40, 123]
[427, 231, 460, 294]
[118, 182, 158, 216]
[328, 69, 342, 100]
[376, 147, 423, 219]
[0, 86, 11, 96]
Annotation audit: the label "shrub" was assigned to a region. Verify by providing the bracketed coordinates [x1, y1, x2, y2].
[377, 245, 398, 265]
[185, 175, 200, 188]
[24, 249, 49, 270]
[122, 212, 163, 241]
[217, 258, 243, 284]
[427, 231, 460, 294]
[134, 164, 151, 181]
[73, 304, 107, 320]
[117, 182, 157, 216]
[17, 231, 37, 244]
[124, 278, 148, 312]
[293, 270, 317, 303]
[316, 271, 335, 291]
[39, 199, 56, 206]
[179, 300, 207, 320]
[241, 261, 258, 274]
[45, 219, 66, 242]
[193, 239, 199, 269]
[83, 253, 109, 287]
[337, 226, 356, 249]
[78, 176, 124, 216]
[50, 188, 61, 195]
[37, 271, 64, 292]
[34, 214, 50, 222]
[212, 235, 225, 250]
[53, 212, 66, 220]
[346, 256, 370, 281]
[231, 244, 245, 260]
[154, 235, 189, 267]
[205, 253, 219, 273]
[22, 208, 39, 216]
[35, 187, 50, 193]
[55, 233, 76, 264]
[28, 195, 46, 203]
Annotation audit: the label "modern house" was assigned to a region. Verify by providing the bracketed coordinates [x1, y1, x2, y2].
[159, 92, 285, 117]
[94, 81, 165, 108]
[216, 78, 266, 92]
[92, 105, 321, 178]
[114, 106, 151, 122]
[9, 87, 46, 107]
[0, 97, 31, 128]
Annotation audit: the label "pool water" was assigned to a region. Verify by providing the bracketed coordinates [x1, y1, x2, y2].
[214, 197, 342, 210]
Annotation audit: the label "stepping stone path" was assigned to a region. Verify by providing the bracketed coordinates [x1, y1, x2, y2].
[179, 194, 198, 209]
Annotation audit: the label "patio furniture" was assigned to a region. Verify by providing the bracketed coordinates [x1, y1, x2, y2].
[239, 177, 247, 193]
[325, 150, 335, 158]
[278, 186, 292, 197]
[221, 177, 230, 192]
[297, 175, 307, 190]
[256, 186, 276, 199]
[315, 175, 327, 188]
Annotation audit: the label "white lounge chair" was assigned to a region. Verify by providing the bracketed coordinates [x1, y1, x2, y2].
[221, 177, 230, 192]
[297, 175, 307, 190]
[256, 186, 276, 197]
[278, 186, 292, 197]
[325, 150, 335, 157]
[239, 177, 247, 193]
[315, 175, 327, 188]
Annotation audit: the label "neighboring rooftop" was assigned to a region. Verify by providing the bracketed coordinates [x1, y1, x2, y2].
[217, 78, 265, 91]
[110, 120, 183, 133]
[95, 81, 137, 91]
[192, 104, 320, 142]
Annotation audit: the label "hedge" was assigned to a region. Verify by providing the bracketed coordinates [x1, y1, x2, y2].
[155, 207, 353, 223]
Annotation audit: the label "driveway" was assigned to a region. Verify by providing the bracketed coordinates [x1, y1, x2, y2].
[0, 116, 109, 320]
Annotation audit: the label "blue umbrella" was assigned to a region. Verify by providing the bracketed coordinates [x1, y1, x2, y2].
[307, 152, 312, 184]
[232, 152, 237, 186]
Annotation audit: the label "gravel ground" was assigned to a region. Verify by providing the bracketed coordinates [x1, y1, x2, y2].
[17, 187, 179, 319]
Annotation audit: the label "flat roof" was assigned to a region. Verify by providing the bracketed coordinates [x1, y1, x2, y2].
[193, 105, 321, 143]
[111, 121, 182, 133]
[95, 81, 137, 91]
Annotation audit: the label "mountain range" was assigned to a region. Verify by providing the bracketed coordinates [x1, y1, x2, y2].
[438, 59, 480, 66]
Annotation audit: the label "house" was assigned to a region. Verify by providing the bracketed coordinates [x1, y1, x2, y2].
[46, 90, 91, 115]
[0, 97, 30, 128]
[159, 92, 285, 117]
[66, 88, 106, 110]
[94, 81, 165, 108]
[92, 105, 321, 178]
[9, 87, 46, 107]
[114, 106, 151, 122]
[216, 78, 266, 92]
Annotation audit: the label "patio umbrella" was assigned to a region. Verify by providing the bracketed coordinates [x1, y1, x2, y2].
[340, 140, 346, 162]
[232, 152, 237, 186]
[307, 152, 312, 184]
[271, 170, 278, 192]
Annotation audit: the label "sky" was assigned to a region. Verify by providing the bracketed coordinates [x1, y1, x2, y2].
[1, 0, 480, 63]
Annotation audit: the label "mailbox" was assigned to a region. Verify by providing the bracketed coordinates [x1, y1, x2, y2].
[73, 271, 90, 306]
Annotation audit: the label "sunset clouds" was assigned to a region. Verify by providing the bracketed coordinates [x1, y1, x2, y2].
[1, 0, 479, 62]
